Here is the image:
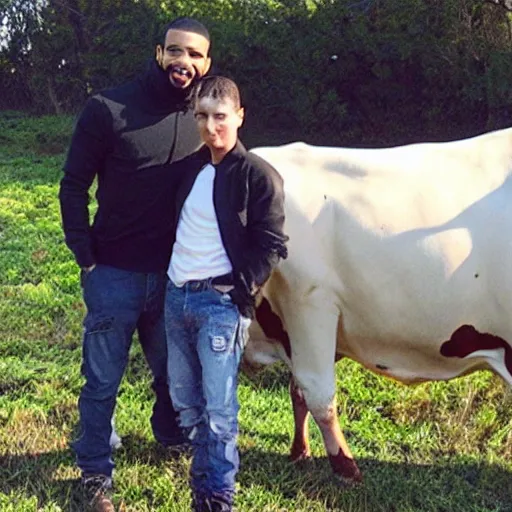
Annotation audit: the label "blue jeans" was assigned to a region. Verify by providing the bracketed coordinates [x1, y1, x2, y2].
[73, 264, 184, 477]
[165, 280, 250, 505]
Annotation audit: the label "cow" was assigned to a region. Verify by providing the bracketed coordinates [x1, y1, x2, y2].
[245, 127, 512, 485]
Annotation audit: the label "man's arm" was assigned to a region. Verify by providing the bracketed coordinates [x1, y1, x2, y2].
[58, 96, 111, 268]
[241, 159, 289, 294]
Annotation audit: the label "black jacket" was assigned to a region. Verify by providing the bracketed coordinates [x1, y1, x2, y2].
[59, 60, 201, 272]
[172, 141, 289, 318]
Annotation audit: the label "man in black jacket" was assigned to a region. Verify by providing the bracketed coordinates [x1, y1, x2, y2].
[165, 76, 288, 512]
[59, 17, 211, 511]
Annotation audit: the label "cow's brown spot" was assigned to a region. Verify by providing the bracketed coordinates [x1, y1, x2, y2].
[255, 297, 292, 359]
[440, 324, 512, 375]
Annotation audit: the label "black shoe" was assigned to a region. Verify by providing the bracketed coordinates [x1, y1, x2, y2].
[82, 474, 115, 512]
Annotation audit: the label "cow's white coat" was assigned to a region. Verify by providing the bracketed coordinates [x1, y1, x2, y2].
[247, 127, 512, 408]
[244, 128, 512, 479]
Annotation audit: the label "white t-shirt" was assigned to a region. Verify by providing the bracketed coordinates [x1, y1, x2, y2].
[168, 163, 233, 286]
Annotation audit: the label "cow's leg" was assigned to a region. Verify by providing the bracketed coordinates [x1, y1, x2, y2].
[289, 377, 310, 461]
[311, 394, 362, 484]
[282, 291, 362, 484]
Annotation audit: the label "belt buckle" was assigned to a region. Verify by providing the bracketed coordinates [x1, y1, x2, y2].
[213, 284, 234, 294]
[189, 281, 201, 291]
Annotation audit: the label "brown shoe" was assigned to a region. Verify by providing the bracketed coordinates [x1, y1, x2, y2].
[82, 474, 115, 512]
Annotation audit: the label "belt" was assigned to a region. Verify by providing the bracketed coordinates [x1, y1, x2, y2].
[185, 272, 234, 292]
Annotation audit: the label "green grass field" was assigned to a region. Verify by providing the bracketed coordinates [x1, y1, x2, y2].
[1, 111, 512, 511]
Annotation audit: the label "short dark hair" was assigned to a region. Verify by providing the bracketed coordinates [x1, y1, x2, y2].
[162, 17, 210, 45]
[194, 76, 241, 110]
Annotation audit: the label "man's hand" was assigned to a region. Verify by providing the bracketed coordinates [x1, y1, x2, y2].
[228, 286, 256, 319]
[82, 264, 96, 273]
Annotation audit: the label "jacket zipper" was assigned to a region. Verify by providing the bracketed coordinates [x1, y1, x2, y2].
[165, 112, 180, 164]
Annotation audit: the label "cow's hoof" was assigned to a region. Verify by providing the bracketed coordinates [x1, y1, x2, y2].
[290, 449, 311, 463]
[290, 439, 311, 462]
[328, 451, 363, 485]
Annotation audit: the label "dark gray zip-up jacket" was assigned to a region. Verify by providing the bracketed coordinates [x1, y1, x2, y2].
[172, 141, 289, 318]
[59, 60, 201, 272]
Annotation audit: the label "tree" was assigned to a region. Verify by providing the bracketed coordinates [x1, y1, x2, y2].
[0, 0, 510, 144]
[0, 0, 47, 109]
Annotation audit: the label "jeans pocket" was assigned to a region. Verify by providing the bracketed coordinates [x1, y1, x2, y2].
[80, 265, 98, 288]
[83, 317, 124, 369]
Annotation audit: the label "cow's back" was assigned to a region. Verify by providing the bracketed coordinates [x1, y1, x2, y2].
[250, 129, 512, 385]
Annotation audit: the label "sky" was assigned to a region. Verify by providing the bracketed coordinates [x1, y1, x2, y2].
[0, 0, 48, 50]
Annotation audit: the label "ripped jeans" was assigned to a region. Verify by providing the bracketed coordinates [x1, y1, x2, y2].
[73, 264, 184, 477]
[165, 280, 250, 505]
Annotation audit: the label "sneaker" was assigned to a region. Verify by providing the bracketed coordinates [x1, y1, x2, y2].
[82, 474, 115, 512]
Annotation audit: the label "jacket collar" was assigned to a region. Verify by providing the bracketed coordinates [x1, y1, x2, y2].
[217, 140, 248, 168]
[193, 140, 248, 169]
[139, 60, 192, 114]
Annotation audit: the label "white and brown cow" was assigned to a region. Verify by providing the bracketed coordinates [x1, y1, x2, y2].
[245, 127, 512, 484]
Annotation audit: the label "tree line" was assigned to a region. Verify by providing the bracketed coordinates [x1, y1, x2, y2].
[1, 0, 511, 147]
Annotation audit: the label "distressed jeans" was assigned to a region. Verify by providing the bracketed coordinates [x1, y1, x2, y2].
[165, 280, 250, 505]
[72, 264, 184, 477]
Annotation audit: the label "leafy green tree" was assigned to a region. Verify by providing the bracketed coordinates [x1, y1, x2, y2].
[0, 0, 46, 110]
[0, 0, 511, 144]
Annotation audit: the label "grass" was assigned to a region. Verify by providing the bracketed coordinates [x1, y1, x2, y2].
[1, 110, 512, 511]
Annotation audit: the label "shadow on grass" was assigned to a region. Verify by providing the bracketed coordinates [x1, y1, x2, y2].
[0, 435, 187, 511]
[0, 449, 82, 510]
[2, 437, 512, 511]
[239, 448, 512, 511]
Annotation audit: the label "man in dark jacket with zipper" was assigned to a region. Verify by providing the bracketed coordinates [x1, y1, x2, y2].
[59, 17, 211, 512]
